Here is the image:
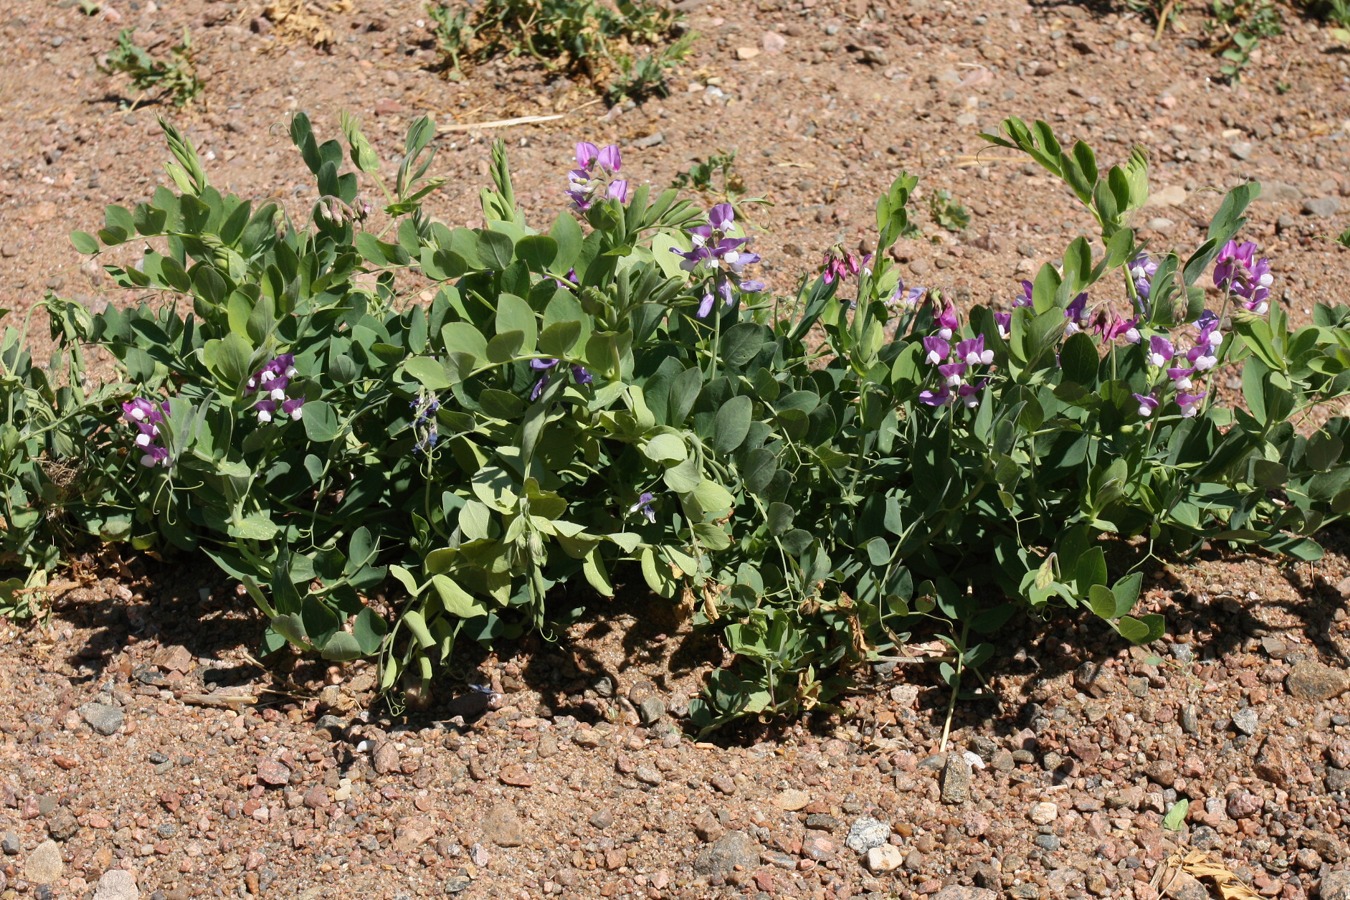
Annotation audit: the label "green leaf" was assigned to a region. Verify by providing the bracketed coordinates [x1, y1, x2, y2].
[713, 395, 753, 454]
[582, 548, 615, 596]
[402, 356, 452, 391]
[644, 433, 688, 463]
[515, 235, 558, 273]
[495, 293, 537, 355]
[721, 323, 769, 368]
[538, 320, 582, 357]
[302, 400, 341, 442]
[1088, 584, 1118, 621]
[202, 333, 253, 387]
[1110, 572, 1143, 618]
[663, 457, 702, 493]
[1117, 613, 1165, 645]
[477, 230, 515, 270]
[431, 574, 487, 618]
[70, 230, 100, 254]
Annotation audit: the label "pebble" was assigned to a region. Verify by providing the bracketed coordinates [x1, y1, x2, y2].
[481, 803, 524, 848]
[1322, 869, 1350, 900]
[372, 743, 400, 774]
[93, 869, 139, 900]
[1302, 197, 1341, 218]
[774, 789, 811, 811]
[1286, 660, 1350, 701]
[1033, 833, 1061, 851]
[941, 753, 972, 804]
[255, 758, 290, 787]
[1229, 142, 1254, 160]
[23, 840, 63, 884]
[1180, 705, 1199, 735]
[637, 697, 665, 725]
[762, 31, 787, 53]
[845, 817, 891, 853]
[1028, 801, 1057, 825]
[1231, 707, 1259, 736]
[933, 888, 999, 900]
[866, 844, 904, 872]
[693, 831, 760, 875]
[2, 833, 19, 855]
[79, 702, 124, 736]
[635, 765, 663, 786]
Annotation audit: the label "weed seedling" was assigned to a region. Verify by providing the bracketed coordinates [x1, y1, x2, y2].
[101, 28, 203, 109]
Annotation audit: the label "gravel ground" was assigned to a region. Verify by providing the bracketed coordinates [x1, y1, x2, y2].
[2, 0, 1350, 897]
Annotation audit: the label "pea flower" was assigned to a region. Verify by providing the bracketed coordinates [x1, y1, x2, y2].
[123, 397, 170, 468]
[957, 381, 987, 409]
[1214, 240, 1272, 315]
[939, 362, 968, 387]
[630, 491, 656, 523]
[1147, 336, 1174, 368]
[673, 203, 765, 319]
[410, 391, 441, 455]
[1015, 280, 1035, 308]
[1129, 253, 1158, 305]
[528, 358, 593, 401]
[919, 385, 951, 407]
[994, 311, 1012, 340]
[566, 142, 628, 212]
[1134, 392, 1159, 417]
[889, 278, 926, 309]
[1167, 366, 1195, 391]
[935, 302, 959, 341]
[1188, 312, 1222, 371]
[1100, 314, 1140, 344]
[1177, 390, 1206, 418]
[956, 335, 993, 366]
[246, 354, 304, 423]
[822, 247, 870, 285]
[1063, 293, 1090, 336]
[923, 336, 950, 366]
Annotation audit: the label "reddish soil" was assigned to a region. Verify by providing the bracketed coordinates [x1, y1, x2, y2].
[2, 0, 1350, 898]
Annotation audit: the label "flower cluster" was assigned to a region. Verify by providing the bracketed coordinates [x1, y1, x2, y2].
[245, 354, 304, 423]
[529, 357, 593, 402]
[1214, 240, 1272, 315]
[888, 277, 926, 310]
[410, 391, 440, 455]
[566, 142, 628, 212]
[672, 203, 765, 318]
[1133, 311, 1223, 419]
[123, 397, 171, 468]
[919, 304, 993, 409]
[1129, 253, 1158, 305]
[821, 247, 870, 285]
[994, 280, 1035, 339]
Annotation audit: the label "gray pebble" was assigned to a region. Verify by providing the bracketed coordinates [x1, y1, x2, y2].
[1034, 833, 1061, 851]
[1302, 197, 1341, 218]
[79, 702, 124, 736]
[1232, 707, 1259, 736]
[844, 816, 891, 853]
[1, 833, 19, 855]
[941, 754, 972, 804]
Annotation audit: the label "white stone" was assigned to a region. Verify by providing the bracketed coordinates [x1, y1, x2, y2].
[866, 844, 904, 873]
[1028, 801, 1058, 825]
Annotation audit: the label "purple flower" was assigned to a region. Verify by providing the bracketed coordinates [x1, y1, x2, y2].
[248, 354, 304, 424]
[957, 380, 986, 409]
[994, 311, 1012, 340]
[1214, 240, 1272, 315]
[919, 386, 951, 407]
[630, 491, 656, 523]
[1167, 366, 1195, 390]
[938, 361, 968, 387]
[123, 397, 170, 468]
[530, 377, 549, 401]
[411, 391, 440, 454]
[1129, 253, 1158, 304]
[821, 247, 870, 286]
[889, 279, 926, 309]
[1063, 293, 1090, 336]
[923, 336, 950, 365]
[956, 335, 993, 366]
[1177, 390, 1206, 418]
[677, 203, 763, 319]
[935, 303, 959, 341]
[1015, 280, 1035, 309]
[1134, 393, 1159, 417]
[567, 142, 626, 211]
[571, 364, 593, 386]
[1100, 314, 1140, 344]
[1147, 335, 1174, 368]
[531, 357, 560, 371]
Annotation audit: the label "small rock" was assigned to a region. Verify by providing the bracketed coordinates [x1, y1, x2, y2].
[481, 803, 524, 848]
[773, 789, 811, 811]
[710, 773, 736, 795]
[845, 817, 891, 853]
[79, 702, 124, 736]
[693, 831, 760, 875]
[735, 46, 760, 60]
[47, 809, 79, 841]
[1286, 660, 1350, 701]
[941, 753, 972, 805]
[762, 31, 786, 54]
[499, 765, 534, 787]
[590, 809, 614, 830]
[635, 765, 663, 787]
[801, 833, 836, 860]
[23, 840, 63, 884]
[637, 697, 665, 725]
[1258, 181, 1303, 203]
[933, 888, 999, 900]
[1322, 869, 1350, 900]
[1163, 870, 1210, 900]
[1148, 185, 1187, 207]
[1226, 790, 1262, 820]
[1229, 142, 1255, 161]
[256, 758, 290, 787]
[866, 844, 904, 873]
[1, 832, 19, 855]
[372, 743, 400, 775]
[1302, 197, 1341, 218]
[1034, 833, 1061, 851]
[443, 873, 473, 894]
[1180, 705, 1199, 735]
[1232, 707, 1259, 736]
[1028, 801, 1058, 825]
[93, 868, 139, 900]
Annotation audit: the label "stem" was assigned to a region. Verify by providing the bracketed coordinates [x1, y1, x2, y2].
[937, 619, 970, 753]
